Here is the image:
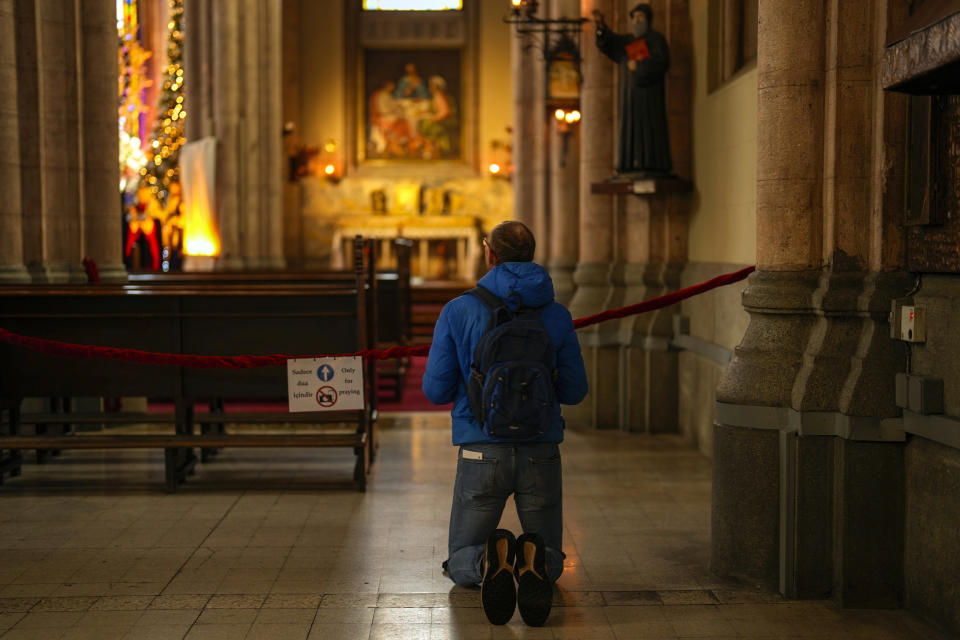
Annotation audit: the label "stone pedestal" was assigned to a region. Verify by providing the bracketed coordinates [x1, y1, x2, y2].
[618, 261, 683, 433]
[547, 257, 577, 306]
[566, 262, 618, 429]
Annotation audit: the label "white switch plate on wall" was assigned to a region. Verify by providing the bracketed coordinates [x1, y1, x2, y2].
[900, 305, 926, 342]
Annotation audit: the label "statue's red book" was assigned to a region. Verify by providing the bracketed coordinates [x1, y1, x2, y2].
[625, 38, 650, 61]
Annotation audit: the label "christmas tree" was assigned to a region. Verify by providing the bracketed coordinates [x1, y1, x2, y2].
[141, 0, 186, 206]
[117, 0, 150, 196]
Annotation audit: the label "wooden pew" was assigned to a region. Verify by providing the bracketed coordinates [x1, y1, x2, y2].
[0, 240, 377, 491]
[126, 238, 413, 406]
[125, 237, 413, 348]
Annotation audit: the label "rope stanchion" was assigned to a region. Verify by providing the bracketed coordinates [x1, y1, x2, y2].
[0, 266, 754, 368]
[572, 265, 755, 329]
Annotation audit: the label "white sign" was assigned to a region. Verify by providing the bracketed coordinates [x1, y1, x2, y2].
[287, 357, 365, 412]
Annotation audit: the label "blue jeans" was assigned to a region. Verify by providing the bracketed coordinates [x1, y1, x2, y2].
[445, 442, 565, 587]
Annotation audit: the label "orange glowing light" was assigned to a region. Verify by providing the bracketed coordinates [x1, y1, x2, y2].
[488, 163, 501, 174]
[554, 108, 565, 121]
[181, 140, 220, 257]
[324, 163, 336, 176]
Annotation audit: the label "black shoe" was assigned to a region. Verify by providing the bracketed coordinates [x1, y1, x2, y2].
[514, 532, 552, 626]
[480, 529, 517, 625]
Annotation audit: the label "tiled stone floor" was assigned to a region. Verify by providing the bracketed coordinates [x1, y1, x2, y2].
[0, 413, 949, 639]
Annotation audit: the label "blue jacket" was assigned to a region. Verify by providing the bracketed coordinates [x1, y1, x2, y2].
[422, 262, 588, 445]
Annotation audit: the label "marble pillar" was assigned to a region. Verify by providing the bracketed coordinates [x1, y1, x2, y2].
[531, 20, 548, 260]
[712, 0, 912, 606]
[14, 0, 43, 281]
[712, 0, 829, 590]
[546, 0, 580, 305]
[31, 1, 82, 282]
[213, 0, 242, 269]
[618, 194, 687, 433]
[566, 0, 617, 429]
[79, 0, 126, 282]
[263, 0, 285, 269]
[511, 23, 536, 230]
[239, 0, 262, 268]
[0, 0, 28, 283]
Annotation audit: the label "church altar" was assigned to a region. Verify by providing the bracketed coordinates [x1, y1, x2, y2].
[330, 215, 481, 280]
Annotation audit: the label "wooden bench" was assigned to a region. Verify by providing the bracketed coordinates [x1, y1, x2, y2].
[0, 239, 378, 492]
[126, 238, 413, 401]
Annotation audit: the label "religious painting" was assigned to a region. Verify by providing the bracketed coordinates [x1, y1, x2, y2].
[362, 49, 462, 162]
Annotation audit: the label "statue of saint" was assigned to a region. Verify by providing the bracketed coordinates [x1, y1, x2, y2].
[594, 3, 672, 175]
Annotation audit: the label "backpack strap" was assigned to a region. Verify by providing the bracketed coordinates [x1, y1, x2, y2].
[465, 286, 503, 331]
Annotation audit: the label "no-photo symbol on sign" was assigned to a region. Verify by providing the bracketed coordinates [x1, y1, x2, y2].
[316, 386, 337, 407]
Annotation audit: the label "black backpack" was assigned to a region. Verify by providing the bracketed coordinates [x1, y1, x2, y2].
[466, 286, 557, 440]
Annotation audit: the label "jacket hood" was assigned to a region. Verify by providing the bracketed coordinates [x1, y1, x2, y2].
[477, 262, 555, 309]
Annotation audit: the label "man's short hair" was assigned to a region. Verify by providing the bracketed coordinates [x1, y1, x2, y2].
[489, 221, 536, 263]
[629, 3, 653, 24]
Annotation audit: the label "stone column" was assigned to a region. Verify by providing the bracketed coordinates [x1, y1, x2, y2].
[183, 0, 213, 140]
[788, 0, 908, 607]
[565, 0, 617, 429]
[511, 23, 536, 229]
[239, 0, 262, 267]
[546, 0, 579, 304]
[618, 194, 688, 433]
[14, 0, 42, 280]
[713, 0, 911, 606]
[712, 0, 827, 590]
[531, 23, 548, 260]
[280, 0, 302, 267]
[213, 0, 242, 269]
[0, 0, 28, 283]
[31, 1, 82, 282]
[262, 0, 285, 269]
[79, 0, 125, 282]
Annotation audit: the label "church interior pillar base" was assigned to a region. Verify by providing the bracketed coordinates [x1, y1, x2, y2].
[717, 270, 821, 408]
[831, 438, 904, 609]
[780, 432, 833, 599]
[563, 346, 594, 428]
[711, 423, 780, 589]
[96, 263, 130, 284]
[906, 437, 960, 636]
[620, 345, 678, 433]
[546, 257, 577, 307]
[0, 265, 30, 284]
[27, 263, 77, 285]
[593, 346, 620, 429]
[566, 262, 619, 429]
[563, 344, 620, 430]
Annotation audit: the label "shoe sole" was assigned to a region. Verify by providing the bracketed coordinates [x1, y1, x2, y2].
[481, 537, 516, 625]
[517, 572, 552, 626]
[516, 539, 552, 626]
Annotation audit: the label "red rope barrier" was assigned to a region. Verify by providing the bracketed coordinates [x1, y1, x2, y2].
[0, 266, 754, 368]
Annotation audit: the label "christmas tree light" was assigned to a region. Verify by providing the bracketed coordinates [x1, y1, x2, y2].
[142, 0, 186, 207]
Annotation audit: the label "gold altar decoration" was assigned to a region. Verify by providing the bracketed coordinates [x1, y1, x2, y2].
[331, 215, 480, 280]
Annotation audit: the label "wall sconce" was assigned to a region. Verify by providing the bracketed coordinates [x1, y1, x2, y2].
[319, 139, 342, 183]
[487, 131, 513, 180]
[505, 0, 587, 84]
[554, 108, 580, 168]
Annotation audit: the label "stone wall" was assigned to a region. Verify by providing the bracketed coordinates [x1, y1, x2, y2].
[901, 275, 960, 635]
[905, 436, 960, 635]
